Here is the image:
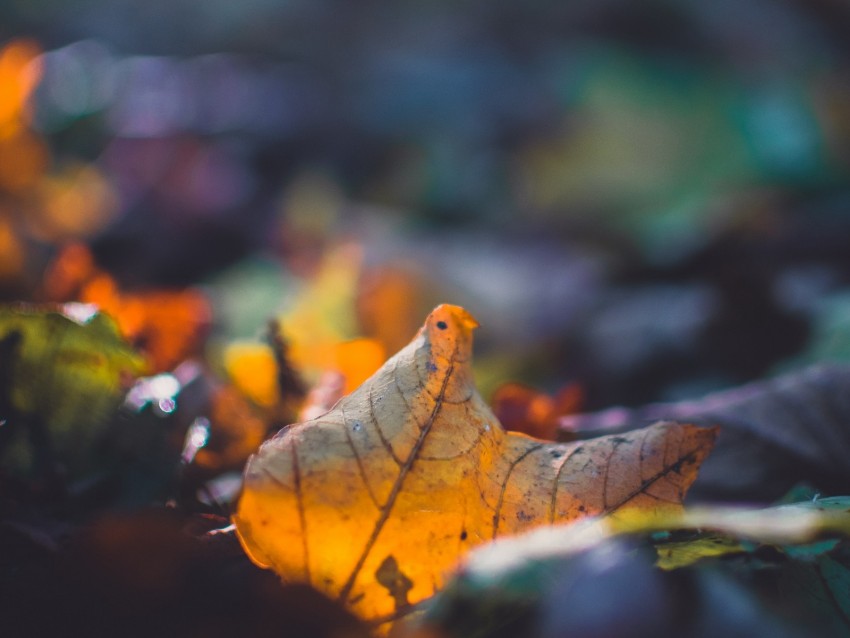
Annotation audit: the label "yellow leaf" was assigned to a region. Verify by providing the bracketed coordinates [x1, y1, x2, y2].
[280, 243, 363, 381]
[224, 341, 281, 408]
[233, 304, 716, 623]
[654, 535, 744, 570]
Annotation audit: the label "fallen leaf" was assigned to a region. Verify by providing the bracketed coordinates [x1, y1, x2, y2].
[0, 303, 145, 477]
[409, 498, 850, 638]
[233, 304, 716, 623]
[560, 363, 850, 502]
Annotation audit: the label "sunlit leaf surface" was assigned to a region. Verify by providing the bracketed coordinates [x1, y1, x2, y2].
[234, 304, 716, 622]
[409, 498, 850, 638]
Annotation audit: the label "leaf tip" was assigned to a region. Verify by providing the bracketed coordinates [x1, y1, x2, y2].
[428, 304, 480, 331]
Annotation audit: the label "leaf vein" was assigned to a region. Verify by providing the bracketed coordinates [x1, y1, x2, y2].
[369, 382, 404, 466]
[337, 347, 458, 603]
[342, 404, 381, 509]
[291, 438, 311, 585]
[492, 443, 545, 539]
[549, 445, 580, 523]
[602, 444, 700, 515]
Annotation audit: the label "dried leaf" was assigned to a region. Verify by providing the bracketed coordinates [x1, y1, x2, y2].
[412, 499, 850, 638]
[233, 304, 716, 622]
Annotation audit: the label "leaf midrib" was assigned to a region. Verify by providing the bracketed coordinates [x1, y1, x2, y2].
[337, 346, 457, 604]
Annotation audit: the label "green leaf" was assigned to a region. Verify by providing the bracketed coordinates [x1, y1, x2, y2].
[0, 303, 146, 477]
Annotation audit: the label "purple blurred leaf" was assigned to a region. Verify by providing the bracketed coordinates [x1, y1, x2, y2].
[560, 364, 850, 502]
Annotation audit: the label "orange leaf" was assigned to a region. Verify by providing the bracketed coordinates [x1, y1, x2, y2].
[80, 278, 211, 372]
[224, 342, 281, 408]
[43, 244, 211, 372]
[233, 305, 716, 624]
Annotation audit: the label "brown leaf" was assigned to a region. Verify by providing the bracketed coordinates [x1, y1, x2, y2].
[193, 384, 268, 472]
[491, 382, 583, 440]
[233, 305, 716, 623]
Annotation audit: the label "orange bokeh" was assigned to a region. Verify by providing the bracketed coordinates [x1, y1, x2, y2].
[0, 39, 42, 133]
[224, 342, 281, 408]
[491, 382, 583, 441]
[44, 243, 212, 372]
[0, 39, 48, 194]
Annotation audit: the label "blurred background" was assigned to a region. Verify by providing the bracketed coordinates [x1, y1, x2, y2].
[3, 0, 850, 415]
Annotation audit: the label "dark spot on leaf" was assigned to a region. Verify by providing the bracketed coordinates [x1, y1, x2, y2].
[460, 530, 468, 541]
[436, 321, 448, 330]
[375, 555, 413, 612]
[550, 449, 562, 458]
[516, 510, 533, 522]
[578, 505, 586, 513]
